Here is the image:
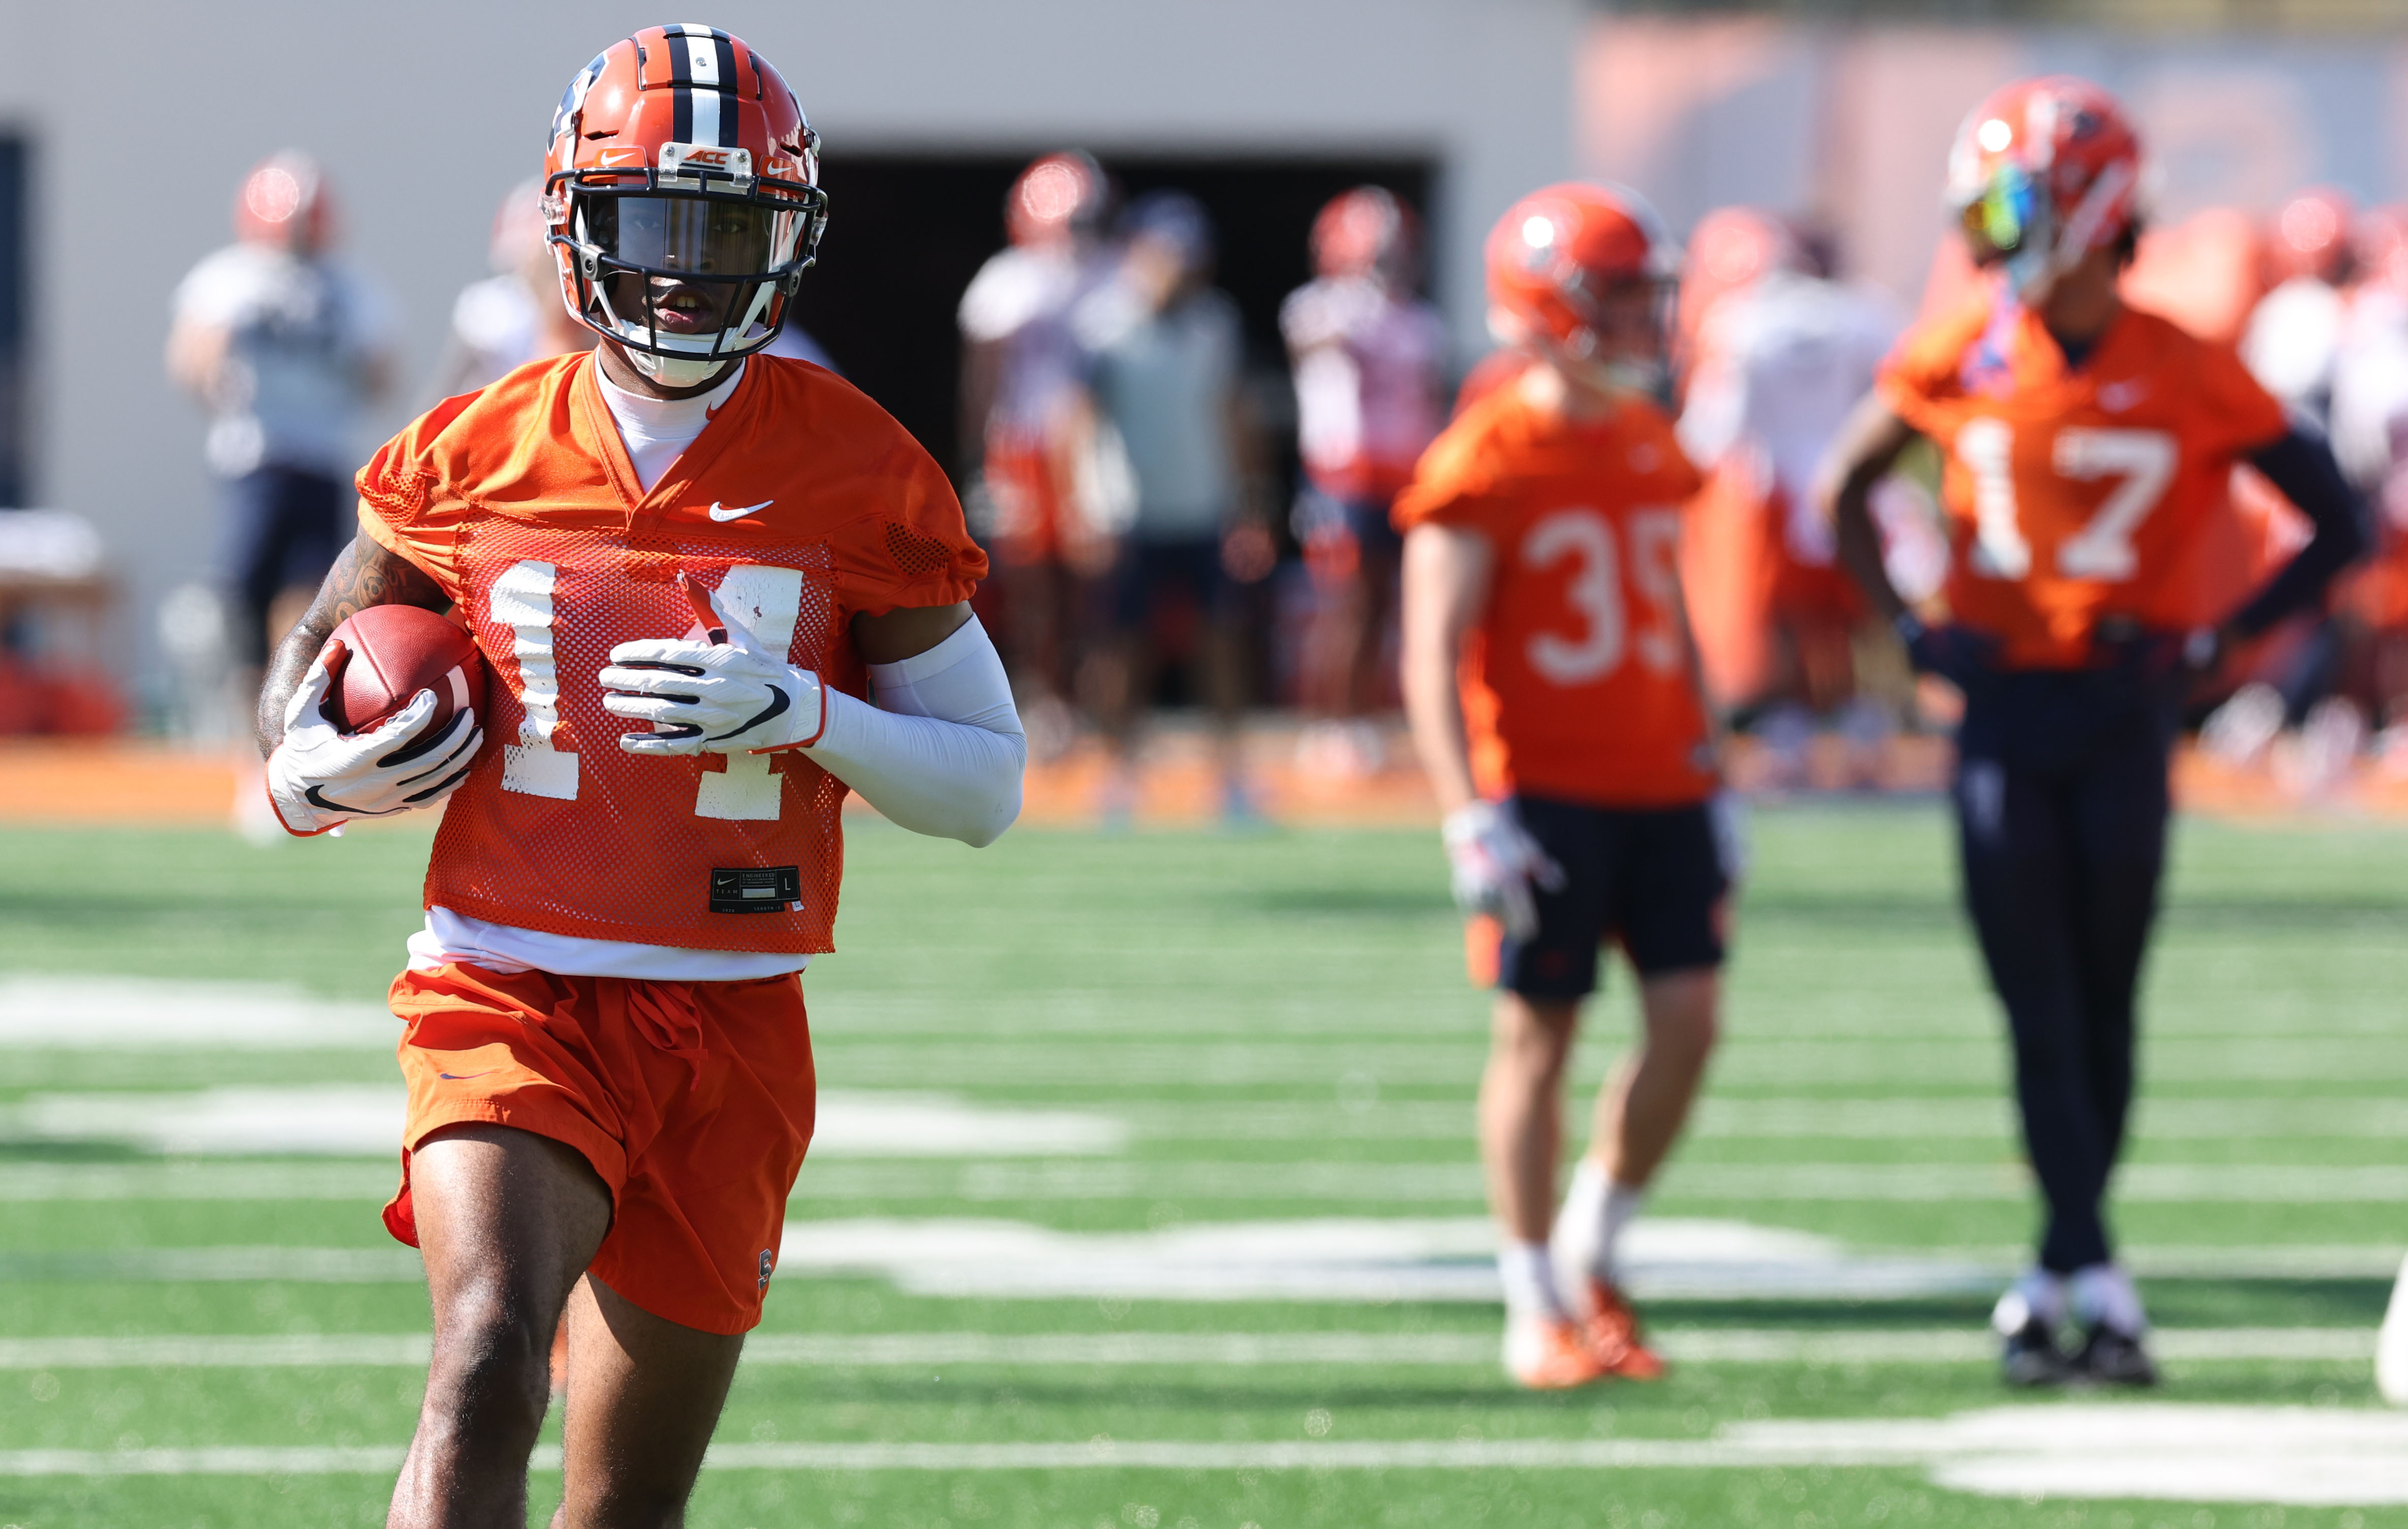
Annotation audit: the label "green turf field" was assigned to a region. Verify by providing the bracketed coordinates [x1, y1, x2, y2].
[1, 806, 2404, 1527]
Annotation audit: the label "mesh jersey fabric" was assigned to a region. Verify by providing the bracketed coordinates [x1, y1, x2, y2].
[1879, 297, 2289, 668]
[1392, 383, 1718, 809]
[357, 351, 985, 954]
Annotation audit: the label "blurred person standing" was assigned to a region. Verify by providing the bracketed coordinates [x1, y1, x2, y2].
[2205, 189, 2368, 785]
[167, 151, 395, 830]
[958, 152, 1116, 758]
[1075, 191, 1271, 822]
[433, 179, 595, 397]
[1398, 183, 1729, 1390]
[1823, 78, 2363, 1388]
[1675, 208, 1910, 787]
[1281, 187, 1445, 779]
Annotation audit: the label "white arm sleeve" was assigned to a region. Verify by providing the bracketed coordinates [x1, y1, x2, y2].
[799, 616, 1025, 848]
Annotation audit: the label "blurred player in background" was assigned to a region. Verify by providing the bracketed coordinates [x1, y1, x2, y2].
[168, 152, 395, 828]
[1399, 183, 1729, 1390]
[1675, 207, 1908, 786]
[433, 179, 596, 397]
[255, 27, 1022, 1522]
[1824, 76, 2363, 1387]
[1075, 190, 1272, 822]
[2327, 205, 2408, 765]
[959, 151, 1116, 758]
[1282, 186, 1446, 779]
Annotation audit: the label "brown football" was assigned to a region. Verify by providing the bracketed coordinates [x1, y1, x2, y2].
[320, 606, 488, 757]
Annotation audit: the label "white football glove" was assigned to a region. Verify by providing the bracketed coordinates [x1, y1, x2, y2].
[598, 583, 826, 757]
[265, 640, 484, 837]
[1441, 799, 1565, 944]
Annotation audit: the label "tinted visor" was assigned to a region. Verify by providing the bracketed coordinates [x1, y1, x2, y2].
[1959, 164, 2038, 266]
[585, 195, 776, 275]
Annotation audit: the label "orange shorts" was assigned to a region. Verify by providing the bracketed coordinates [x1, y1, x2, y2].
[383, 962, 816, 1335]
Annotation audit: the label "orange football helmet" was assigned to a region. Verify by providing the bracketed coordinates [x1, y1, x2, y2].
[2267, 186, 2356, 287]
[1312, 185, 1418, 286]
[1946, 75, 2143, 300]
[236, 151, 333, 254]
[1485, 182, 1676, 389]
[543, 24, 829, 386]
[1006, 151, 1110, 249]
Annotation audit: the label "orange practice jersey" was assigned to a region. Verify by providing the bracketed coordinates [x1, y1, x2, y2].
[1393, 383, 1717, 808]
[357, 352, 985, 955]
[1880, 298, 2288, 668]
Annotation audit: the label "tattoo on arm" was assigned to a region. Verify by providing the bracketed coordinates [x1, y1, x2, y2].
[255, 533, 450, 758]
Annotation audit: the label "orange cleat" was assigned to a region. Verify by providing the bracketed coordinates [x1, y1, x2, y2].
[1504, 1316, 1613, 1390]
[1577, 1278, 1666, 1381]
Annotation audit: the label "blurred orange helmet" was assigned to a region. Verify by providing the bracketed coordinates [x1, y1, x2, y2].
[236, 152, 333, 253]
[543, 24, 829, 386]
[1007, 151, 1109, 249]
[1485, 182, 1676, 363]
[1312, 186, 1417, 284]
[1947, 75, 2143, 300]
[2267, 186, 2355, 286]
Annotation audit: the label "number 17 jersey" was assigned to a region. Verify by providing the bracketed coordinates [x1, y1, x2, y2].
[1879, 297, 2289, 669]
[1393, 384, 1717, 809]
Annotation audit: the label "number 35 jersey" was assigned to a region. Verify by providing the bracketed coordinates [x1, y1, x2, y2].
[1393, 385, 1717, 809]
[1879, 298, 2289, 669]
[355, 352, 985, 955]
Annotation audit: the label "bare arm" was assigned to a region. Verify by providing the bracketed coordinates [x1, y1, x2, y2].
[852, 601, 974, 666]
[1817, 390, 1923, 625]
[164, 316, 230, 403]
[257, 530, 450, 757]
[1399, 523, 1493, 815]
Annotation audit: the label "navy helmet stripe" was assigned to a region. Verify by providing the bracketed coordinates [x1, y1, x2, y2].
[672, 85, 694, 144]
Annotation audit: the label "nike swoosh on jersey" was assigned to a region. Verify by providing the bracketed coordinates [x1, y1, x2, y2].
[708, 499, 774, 521]
[2098, 380, 2149, 411]
[707, 685, 789, 743]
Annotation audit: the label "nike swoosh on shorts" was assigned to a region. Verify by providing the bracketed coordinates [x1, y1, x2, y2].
[708, 500, 773, 521]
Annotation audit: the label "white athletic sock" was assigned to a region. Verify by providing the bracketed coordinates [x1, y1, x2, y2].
[1991, 1266, 2068, 1335]
[1497, 1240, 1566, 1323]
[1552, 1158, 1646, 1286]
[2069, 1262, 2147, 1336]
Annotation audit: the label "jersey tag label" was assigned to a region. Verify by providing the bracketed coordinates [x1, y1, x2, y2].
[710, 865, 803, 914]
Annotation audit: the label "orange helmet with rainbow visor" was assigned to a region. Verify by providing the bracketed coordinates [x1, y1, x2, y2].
[543, 24, 829, 387]
[1484, 182, 1677, 393]
[1947, 76, 2143, 302]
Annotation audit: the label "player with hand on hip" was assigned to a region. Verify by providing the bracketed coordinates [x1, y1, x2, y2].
[1822, 76, 2362, 1388]
[1398, 183, 1732, 1390]
[256, 27, 1024, 1523]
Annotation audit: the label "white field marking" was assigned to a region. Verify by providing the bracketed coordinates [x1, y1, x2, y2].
[0, 1246, 423, 1283]
[0, 1088, 1124, 1159]
[8, 1407, 2408, 1503]
[775, 1215, 1999, 1302]
[805, 1038, 2408, 1089]
[768, 1159, 2408, 1205]
[0, 976, 394, 1049]
[1133, 1096, 2408, 1142]
[0, 1327, 2369, 1373]
[0, 1162, 397, 1201]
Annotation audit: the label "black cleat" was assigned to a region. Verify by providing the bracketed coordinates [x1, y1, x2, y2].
[2074, 1323, 2159, 1386]
[1999, 1317, 2075, 1387]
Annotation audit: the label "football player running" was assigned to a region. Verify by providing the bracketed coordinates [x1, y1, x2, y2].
[1397, 184, 1732, 1389]
[256, 28, 1024, 1524]
[1822, 76, 2362, 1387]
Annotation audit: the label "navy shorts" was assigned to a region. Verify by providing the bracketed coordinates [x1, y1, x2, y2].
[222, 463, 347, 663]
[1479, 795, 1734, 1001]
[1107, 535, 1241, 634]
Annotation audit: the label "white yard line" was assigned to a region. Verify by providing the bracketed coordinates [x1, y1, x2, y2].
[0, 1326, 2371, 1372]
[10, 1406, 2408, 1505]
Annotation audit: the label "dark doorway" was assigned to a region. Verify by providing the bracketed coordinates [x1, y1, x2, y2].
[0, 137, 25, 506]
[785, 151, 1438, 487]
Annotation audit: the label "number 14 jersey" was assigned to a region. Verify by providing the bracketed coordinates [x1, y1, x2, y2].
[1879, 298, 2289, 669]
[356, 352, 985, 956]
[1393, 385, 1717, 809]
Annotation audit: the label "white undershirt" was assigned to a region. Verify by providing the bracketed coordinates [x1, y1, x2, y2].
[410, 359, 805, 982]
